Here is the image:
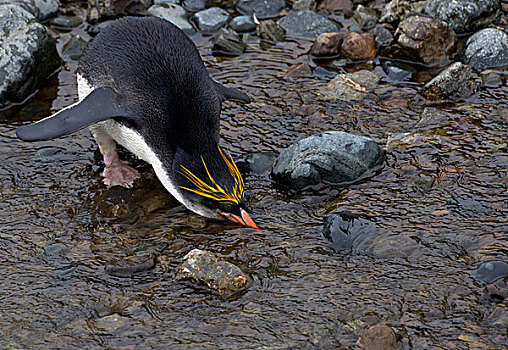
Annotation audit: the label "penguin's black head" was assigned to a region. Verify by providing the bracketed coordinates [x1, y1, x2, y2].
[173, 147, 259, 230]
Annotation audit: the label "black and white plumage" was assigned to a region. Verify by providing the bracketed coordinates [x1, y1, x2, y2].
[16, 16, 258, 229]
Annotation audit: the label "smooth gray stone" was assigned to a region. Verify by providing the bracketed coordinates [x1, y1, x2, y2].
[0, 4, 61, 108]
[236, 0, 286, 19]
[182, 0, 207, 12]
[191, 7, 231, 32]
[382, 61, 415, 82]
[271, 131, 384, 191]
[230, 15, 257, 33]
[277, 10, 339, 39]
[147, 3, 196, 35]
[424, 0, 500, 34]
[473, 261, 508, 284]
[50, 15, 83, 29]
[462, 28, 508, 71]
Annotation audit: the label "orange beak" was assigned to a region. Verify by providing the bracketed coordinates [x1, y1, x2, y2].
[221, 209, 260, 231]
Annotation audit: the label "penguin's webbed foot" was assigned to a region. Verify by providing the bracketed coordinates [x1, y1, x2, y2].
[102, 160, 140, 188]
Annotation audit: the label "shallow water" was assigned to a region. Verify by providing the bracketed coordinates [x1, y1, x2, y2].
[1, 7, 507, 350]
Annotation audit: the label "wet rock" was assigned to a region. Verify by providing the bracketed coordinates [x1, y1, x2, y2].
[2, 0, 59, 22]
[382, 61, 416, 82]
[424, 0, 500, 34]
[154, 0, 179, 4]
[369, 26, 394, 48]
[481, 70, 504, 88]
[419, 62, 480, 101]
[484, 280, 508, 301]
[271, 131, 384, 191]
[87, 0, 153, 23]
[358, 324, 398, 350]
[286, 62, 313, 77]
[230, 15, 257, 33]
[386, 131, 441, 149]
[415, 107, 454, 129]
[461, 28, 508, 71]
[182, 0, 207, 12]
[86, 19, 116, 36]
[49, 15, 83, 29]
[341, 32, 376, 60]
[34, 146, 63, 160]
[59, 34, 88, 60]
[257, 20, 285, 42]
[310, 32, 345, 57]
[353, 5, 377, 31]
[147, 4, 196, 35]
[472, 260, 508, 284]
[105, 255, 156, 277]
[43, 243, 70, 258]
[386, 14, 456, 66]
[293, 0, 316, 11]
[278, 10, 339, 39]
[379, 0, 411, 25]
[243, 33, 261, 44]
[324, 70, 380, 101]
[313, 66, 337, 77]
[486, 305, 508, 327]
[323, 213, 377, 251]
[236, 0, 286, 19]
[176, 249, 251, 297]
[212, 28, 246, 56]
[191, 7, 231, 32]
[95, 314, 130, 333]
[0, 5, 61, 108]
[236, 152, 277, 174]
[318, 0, 352, 13]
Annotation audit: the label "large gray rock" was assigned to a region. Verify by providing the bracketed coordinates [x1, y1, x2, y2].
[147, 3, 196, 35]
[271, 131, 384, 191]
[424, 0, 500, 34]
[87, 0, 153, 23]
[212, 28, 246, 56]
[230, 15, 257, 33]
[236, 0, 286, 19]
[191, 7, 231, 32]
[277, 10, 339, 39]
[462, 28, 508, 71]
[419, 62, 480, 101]
[0, 5, 61, 108]
[0, 0, 59, 21]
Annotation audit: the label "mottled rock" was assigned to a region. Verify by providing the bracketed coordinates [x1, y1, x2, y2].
[49, 15, 83, 29]
[230, 15, 257, 33]
[286, 62, 313, 77]
[358, 324, 398, 350]
[341, 32, 376, 60]
[382, 61, 416, 82]
[271, 131, 384, 191]
[182, 0, 207, 12]
[318, 0, 352, 13]
[323, 213, 377, 251]
[424, 0, 500, 34]
[473, 260, 508, 284]
[212, 28, 246, 56]
[2, 0, 59, 21]
[0, 5, 61, 108]
[236, 152, 277, 174]
[379, 0, 411, 25]
[87, 0, 153, 23]
[353, 5, 377, 30]
[257, 20, 285, 42]
[176, 249, 251, 297]
[419, 62, 480, 101]
[147, 3, 196, 35]
[293, 0, 316, 11]
[324, 70, 380, 101]
[386, 14, 456, 66]
[191, 7, 231, 32]
[237, 0, 286, 19]
[462, 28, 508, 71]
[369, 26, 394, 48]
[278, 10, 339, 39]
[310, 32, 345, 57]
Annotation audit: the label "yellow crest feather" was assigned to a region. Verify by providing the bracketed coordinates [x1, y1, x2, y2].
[178, 147, 244, 204]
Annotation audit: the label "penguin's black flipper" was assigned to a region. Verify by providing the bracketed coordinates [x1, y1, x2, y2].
[213, 81, 251, 104]
[16, 87, 128, 141]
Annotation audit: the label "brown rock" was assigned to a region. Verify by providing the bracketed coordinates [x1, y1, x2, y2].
[341, 32, 376, 60]
[286, 62, 312, 77]
[319, 0, 353, 12]
[310, 32, 346, 57]
[484, 280, 508, 300]
[385, 14, 456, 66]
[358, 324, 398, 350]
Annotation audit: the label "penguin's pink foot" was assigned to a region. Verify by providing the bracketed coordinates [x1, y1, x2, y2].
[102, 152, 140, 188]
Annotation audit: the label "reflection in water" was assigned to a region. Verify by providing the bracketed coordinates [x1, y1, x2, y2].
[0, 13, 507, 350]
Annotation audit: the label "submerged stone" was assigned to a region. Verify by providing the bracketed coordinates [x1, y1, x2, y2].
[176, 249, 251, 297]
[323, 213, 378, 251]
[278, 10, 339, 39]
[382, 61, 416, 82]
[236, 152, 277, 174]
[236, 0, 286, 19]
[473, 260, 508, 284]
[324, 70, 380, 101]
[461, 28, 508, 71]
[271, 131, 384, 191]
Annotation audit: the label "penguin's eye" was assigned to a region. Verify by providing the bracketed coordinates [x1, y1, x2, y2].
[211, 203, 218, 209]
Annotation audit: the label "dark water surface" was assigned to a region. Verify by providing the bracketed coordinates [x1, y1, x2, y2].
[1, 7, 507, 350]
